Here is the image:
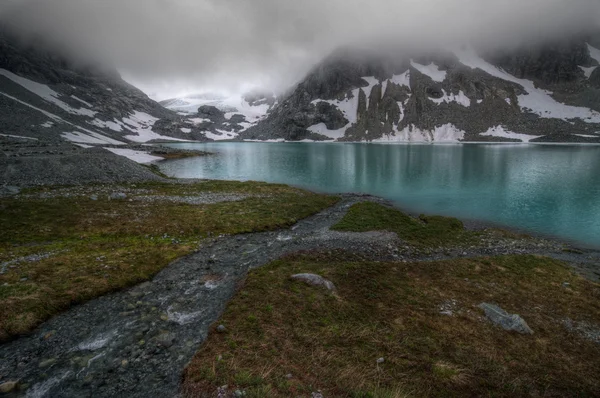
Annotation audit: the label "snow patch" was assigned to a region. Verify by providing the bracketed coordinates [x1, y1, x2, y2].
[204, 130, 237, 141]
[574, 134, 598, 138]
[188, 117, 211, 125]
[89, 118, 126, 132]
[0, 133, 38, 140]
[180, 127, 191, 133]
[588, 43, 600, 64]
[41, 121, 54, 128]
[455, 47, 600, 123]
[0, 69, 96, 117]
[410, 61, 447, 82]
[375, 124, 465, 143]
[70, 95, 93, 108]
[390, 71, 411, 88]
[429, 89, 471, 107]
[580, 66, 597, 79]
[61, 131, 124, 145]
[103, 147, 163, 164]
[122, 111, 187, 142]
[307, 123, 347, 140]
[480, 126, 543, 142]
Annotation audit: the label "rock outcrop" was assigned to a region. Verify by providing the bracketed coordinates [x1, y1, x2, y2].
[242, 34, 600, 143]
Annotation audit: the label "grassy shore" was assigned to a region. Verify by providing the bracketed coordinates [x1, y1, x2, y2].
[183, 203, 600, 397]
[0, 181, 338, 341]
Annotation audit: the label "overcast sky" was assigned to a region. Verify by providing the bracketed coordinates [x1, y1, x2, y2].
[1, 0, 599, 100]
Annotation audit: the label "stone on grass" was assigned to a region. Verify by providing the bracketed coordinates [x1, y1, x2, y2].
[0, 381, 18, 393]
[479, 303, 533, 334]
[291, 274, 336, 292]
[216, 325, 226, 333]
[109, 192, 127, 200]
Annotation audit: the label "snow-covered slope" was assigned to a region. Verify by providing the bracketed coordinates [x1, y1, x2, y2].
[243, 38, 600, 143]
[159, 91, 275, 140]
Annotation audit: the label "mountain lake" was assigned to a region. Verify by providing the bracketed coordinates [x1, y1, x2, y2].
[158, 142, 600, 249]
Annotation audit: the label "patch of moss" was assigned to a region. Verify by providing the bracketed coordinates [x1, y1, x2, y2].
[331, 201, 475, 247]
[183, 252, 600, 397]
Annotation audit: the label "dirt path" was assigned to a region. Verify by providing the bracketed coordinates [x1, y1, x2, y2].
[1, 195, 598, 397]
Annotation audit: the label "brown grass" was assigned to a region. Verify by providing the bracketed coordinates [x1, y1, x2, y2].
[183, 251, 600, 397]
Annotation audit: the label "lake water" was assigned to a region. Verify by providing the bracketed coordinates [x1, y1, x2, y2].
[158, 142, 600, 249]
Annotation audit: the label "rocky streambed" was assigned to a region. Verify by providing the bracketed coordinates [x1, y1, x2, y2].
[0, 195, 599, 397]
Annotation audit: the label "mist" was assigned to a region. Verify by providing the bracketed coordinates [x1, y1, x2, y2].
[1, 0, 598, 100]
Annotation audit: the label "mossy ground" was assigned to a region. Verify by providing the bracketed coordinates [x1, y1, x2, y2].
[331, 202, 480, 247]
[183, 202, 600, 397]
[183, 252, 600, 397]
[0, 181, 338, 341]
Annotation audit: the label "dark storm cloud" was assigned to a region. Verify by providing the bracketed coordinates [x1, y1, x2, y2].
[1, 0, 598, 99]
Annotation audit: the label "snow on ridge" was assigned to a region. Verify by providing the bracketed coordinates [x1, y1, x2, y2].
[374, 124, 465, 143]
[61, 131, 125, 145]
[587, 43, 600, 64]
[480, 126, 543, 142]
[455, 47, 600, 124]
[580, 66, 597, 79]
[410, 61, 447, 82]
[429, 89, 471, 107]
[103, 147, 163, 164]
[180, 127, 191, 133]
[390, 71, 411, 88]
[0, 69, 96, 117]
[574, 134, 598, 138]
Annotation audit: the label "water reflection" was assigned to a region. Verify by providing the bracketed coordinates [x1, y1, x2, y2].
[159, 142, 600, 248]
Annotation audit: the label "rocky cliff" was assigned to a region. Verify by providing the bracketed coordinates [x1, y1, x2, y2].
[0, 30, 212, 146]
[242, 35, 600, 143]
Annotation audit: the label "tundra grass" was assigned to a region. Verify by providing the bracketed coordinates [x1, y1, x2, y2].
[332, 201, 498, 247]
[0, 181, 338, 341]
[183, 252, 600, 397]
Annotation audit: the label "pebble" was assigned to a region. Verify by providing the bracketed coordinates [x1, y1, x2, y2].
[216, 325, 226, 333]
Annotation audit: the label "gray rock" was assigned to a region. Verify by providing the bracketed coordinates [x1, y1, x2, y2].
[216, 325, 226, 333]
[109, 192, 127, 200]
[478, 303, 533, 334]
[90, 195, 98, 201]
[291, 273, 336, 292]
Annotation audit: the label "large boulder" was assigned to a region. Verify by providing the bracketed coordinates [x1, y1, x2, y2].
[479, 303, 533, 334]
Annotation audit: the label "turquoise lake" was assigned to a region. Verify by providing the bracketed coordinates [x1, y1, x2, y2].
[158, 142, 600, 249]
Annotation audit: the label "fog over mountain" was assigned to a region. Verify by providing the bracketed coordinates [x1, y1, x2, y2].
[1, 0, 599, 99]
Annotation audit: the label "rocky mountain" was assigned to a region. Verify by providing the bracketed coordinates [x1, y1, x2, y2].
[241, 35, 600, 143]
[159, 90, 275, 141]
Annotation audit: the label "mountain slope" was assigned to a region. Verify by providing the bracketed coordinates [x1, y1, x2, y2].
[0, 31, 218, 146]
[159, 90, 276, 141]
[242, 36, 600, 143]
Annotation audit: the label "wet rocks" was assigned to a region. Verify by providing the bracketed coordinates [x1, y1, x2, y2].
[478, 303, 533, 334]
[290, 273, 336, 292]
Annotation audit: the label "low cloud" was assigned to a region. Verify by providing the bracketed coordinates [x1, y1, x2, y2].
[1, 0, 598, 99]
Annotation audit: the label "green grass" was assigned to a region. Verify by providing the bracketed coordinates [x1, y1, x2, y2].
[183, 251, 600, 397]
[0, 181, 338, 341]
[331, 202, 480, 247]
